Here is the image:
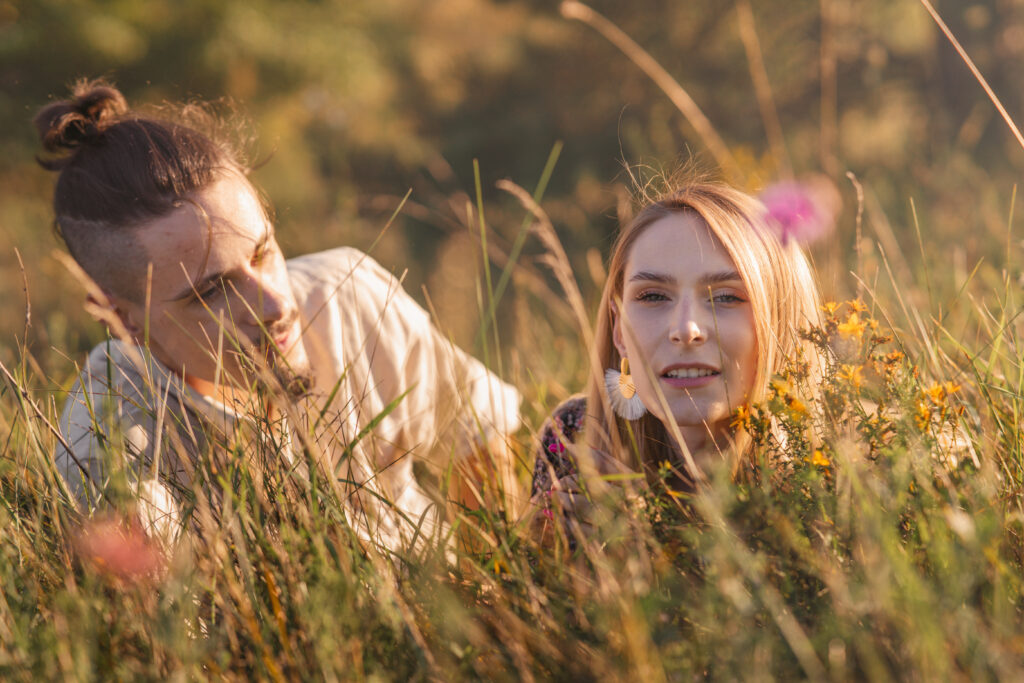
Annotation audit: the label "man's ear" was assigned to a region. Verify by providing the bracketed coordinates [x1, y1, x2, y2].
[86, 290, 142, 339]
[611, 300, 627, 359]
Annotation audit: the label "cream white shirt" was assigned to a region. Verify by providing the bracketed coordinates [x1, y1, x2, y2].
[56, 247, 520, 550]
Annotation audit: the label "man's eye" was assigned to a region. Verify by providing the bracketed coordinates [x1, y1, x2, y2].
[253, 241, 274, 265]
[194, 281, 223, 303]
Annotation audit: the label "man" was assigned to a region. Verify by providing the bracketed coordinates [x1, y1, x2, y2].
[39, 80, 520, 551]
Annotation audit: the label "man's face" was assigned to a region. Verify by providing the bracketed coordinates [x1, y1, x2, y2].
[117, 170, 310, 397]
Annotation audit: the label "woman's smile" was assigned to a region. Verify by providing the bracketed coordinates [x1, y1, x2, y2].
[613, 211, 758, 446]
[660, 363, 720, 389]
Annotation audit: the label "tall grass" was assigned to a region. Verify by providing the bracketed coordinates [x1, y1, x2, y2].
[3, 170, 1024, 680]
[5, 5, 1024, 681]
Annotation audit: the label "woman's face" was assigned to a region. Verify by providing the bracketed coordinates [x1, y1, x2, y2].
[613, 211, 758, 446]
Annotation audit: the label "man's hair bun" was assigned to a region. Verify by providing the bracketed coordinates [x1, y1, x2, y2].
[34, 79, 129, 155]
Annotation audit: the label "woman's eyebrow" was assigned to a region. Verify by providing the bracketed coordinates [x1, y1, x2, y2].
[627, 270, 743, 287]
[698, 270, 744, 287]
[628, 270, 675, 284]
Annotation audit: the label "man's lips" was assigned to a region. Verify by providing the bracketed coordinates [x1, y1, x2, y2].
[268, 314, 300, 351]
[272, 329, 291, 350]
[659, 363, 720, 388]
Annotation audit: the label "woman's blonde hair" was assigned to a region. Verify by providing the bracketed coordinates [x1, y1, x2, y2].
[585, 180, 822, 482]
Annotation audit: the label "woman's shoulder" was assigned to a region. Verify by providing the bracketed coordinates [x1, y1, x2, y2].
[531, 394, 587, 497]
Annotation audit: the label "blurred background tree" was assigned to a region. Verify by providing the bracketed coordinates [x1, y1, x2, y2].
[2, 0, 1023, 395]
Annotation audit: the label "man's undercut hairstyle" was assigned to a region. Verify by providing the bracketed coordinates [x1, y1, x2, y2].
[35, 78, 245, 301]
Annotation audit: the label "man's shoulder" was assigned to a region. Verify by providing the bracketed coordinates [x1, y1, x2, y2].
[75, 339, 142, 388]
[62, 340, 161, 430]
[286, 247, 420, 328]
[58, 340, 154, 486]
[286, 247, 390, 292]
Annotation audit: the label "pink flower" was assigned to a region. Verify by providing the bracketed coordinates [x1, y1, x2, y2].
[759, 176, 840, 246]
[74, 517, 164, 581]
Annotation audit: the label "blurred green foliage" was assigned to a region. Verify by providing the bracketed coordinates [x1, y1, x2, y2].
[6, 4, 1024, 677]
[3, 0, 1024, 386]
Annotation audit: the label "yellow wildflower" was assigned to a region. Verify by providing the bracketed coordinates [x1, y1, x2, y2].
[837, 312, 867, 339]
[924, 383, 946, 406]
[787, 396, 807, 415]
[925, 381, 961, 406]
[731, 404, 751, 430]
[839, 364, 864, 389]
[770, 377, 791, 396]
[821, 301, 840, 315]
[810, 449, 831, 467]
[914, 400, 931, 431]
[848, 299, 868, 313]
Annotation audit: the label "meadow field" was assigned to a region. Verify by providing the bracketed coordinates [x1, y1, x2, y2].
[4, 0, 1024, 679]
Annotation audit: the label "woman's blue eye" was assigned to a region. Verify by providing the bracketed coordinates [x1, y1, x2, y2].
[711, 292, 745, 304]
[636, 291, 668, 302]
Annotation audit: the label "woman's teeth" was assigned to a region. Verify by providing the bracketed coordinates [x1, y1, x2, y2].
[664, 368, 717, 378]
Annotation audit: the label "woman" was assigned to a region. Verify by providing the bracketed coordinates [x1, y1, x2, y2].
[532, 180, 822, 524]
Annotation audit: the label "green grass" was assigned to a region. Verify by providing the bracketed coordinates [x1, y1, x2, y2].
[5, 5, 1024, 673]
[3, 187, 1024, 681]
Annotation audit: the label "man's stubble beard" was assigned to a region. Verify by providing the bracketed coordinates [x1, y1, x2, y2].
[259, 313, 315, 399]
[232, 329, 314, 402]
[272, 355, 315, 399]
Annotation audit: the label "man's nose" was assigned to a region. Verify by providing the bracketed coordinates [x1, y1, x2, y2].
[236, 271, 290, 326]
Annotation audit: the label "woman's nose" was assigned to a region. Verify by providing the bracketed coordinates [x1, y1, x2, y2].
[669, 302, 707, 346]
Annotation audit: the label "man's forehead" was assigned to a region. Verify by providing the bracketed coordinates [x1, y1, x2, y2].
[134, 179, 272, 288]
[141, 210, 267, 265]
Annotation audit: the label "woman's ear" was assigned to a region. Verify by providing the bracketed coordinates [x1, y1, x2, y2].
[611, 300, 627, 359]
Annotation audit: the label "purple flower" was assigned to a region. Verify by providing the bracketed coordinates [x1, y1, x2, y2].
[547, 440, 566, 454]
[759, 177, 840, 246]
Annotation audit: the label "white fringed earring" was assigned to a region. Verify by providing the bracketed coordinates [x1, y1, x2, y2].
[605, 357, 647, 420]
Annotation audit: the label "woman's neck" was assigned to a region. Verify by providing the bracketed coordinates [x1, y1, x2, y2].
[672, 423, 729, 471]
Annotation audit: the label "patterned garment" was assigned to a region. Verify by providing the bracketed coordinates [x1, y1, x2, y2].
[530, 394, 587, 497]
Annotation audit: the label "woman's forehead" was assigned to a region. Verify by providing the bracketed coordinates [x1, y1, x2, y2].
[625, 212, 735, 276]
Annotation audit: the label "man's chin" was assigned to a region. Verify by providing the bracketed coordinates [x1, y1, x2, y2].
[222, 347, 314, 399]
[269, 344, 313, 398]
[273, 361, 315, 399]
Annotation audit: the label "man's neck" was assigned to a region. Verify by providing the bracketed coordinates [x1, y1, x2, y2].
[183, 372, 265, 417]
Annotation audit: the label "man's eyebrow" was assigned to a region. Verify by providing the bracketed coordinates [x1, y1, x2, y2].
[167, 223, 274, 303]
[168, 270, 223, 302]
[255, 223, 274, 251]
